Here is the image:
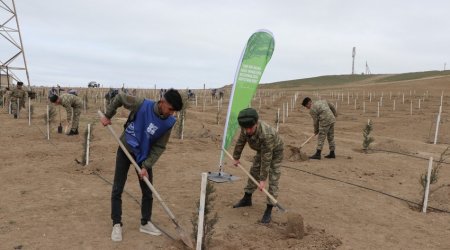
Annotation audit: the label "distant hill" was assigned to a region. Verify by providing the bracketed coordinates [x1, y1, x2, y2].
[261, 70, 450, 89]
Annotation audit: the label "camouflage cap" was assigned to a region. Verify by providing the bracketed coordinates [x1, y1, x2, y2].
[238, 108, 259, 128]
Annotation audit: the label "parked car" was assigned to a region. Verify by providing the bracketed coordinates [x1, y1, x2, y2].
[88, 81, 100, 88]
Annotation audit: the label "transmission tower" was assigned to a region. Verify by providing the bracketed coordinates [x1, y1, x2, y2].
[351, 47, 356, 75]
[365, 61, 371, 75]
[0, 0, 31, 87]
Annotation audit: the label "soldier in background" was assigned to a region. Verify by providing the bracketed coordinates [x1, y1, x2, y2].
[232, 108, 284, 224]
[49, 93, 83, 135]
[10, 82, 27, 119]
[302, 97, 337, 160]
[3, 87, 11, 111]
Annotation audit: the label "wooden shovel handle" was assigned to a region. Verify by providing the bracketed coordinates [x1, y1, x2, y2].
[299, 134, 315, 149]
[222, 148, 285, 212]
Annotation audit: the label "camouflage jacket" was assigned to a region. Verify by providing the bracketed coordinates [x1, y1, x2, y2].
[310, 99, 337, 133]
[60, 94, 83, 121]
[11, 87, 27, 101]
[105, 92, 173, 170]
[233, 121, 284, 180]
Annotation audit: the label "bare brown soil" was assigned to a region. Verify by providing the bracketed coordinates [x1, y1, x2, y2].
[1, 76, 450, 249]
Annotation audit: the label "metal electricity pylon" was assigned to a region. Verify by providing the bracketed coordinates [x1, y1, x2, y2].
[351, 47, 356, 75]
[0, 0, 31, 87]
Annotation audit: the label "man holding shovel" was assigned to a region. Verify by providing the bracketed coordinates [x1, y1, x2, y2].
[302, 97, 337, 160]
[100, 88, 182, 242]
[232, 108, 284, 224]
[49, 93, 83, 135]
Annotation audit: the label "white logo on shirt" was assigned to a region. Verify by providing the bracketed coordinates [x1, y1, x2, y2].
[147, 123, 158, 135]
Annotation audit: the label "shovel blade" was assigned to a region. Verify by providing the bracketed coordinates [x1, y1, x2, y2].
[176, 225, 194, 249]
[275, 202, 287, 213]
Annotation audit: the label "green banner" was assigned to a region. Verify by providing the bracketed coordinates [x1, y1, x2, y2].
[221, 30, 275, 155]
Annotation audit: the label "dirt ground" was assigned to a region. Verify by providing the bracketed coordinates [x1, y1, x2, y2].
[1, 76, 450, 250]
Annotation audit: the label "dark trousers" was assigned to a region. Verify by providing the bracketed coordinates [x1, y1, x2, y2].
[111, 147, 153, 226]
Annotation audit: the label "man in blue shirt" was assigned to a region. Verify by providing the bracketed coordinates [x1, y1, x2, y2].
[100, 88, 183, 242]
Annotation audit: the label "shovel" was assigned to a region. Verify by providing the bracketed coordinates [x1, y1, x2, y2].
[222, 148, 286, 212]
[97, 110, 193, 249]
[299, 134, 315, 150]
[57, 106, 63, 134]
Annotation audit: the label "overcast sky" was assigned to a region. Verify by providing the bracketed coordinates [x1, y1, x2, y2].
[2, 0, 449, 89]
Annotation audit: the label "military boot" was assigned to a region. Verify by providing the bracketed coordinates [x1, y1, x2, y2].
[261, 204, 273, 224]
[233, 192, 252, 208]
[325, 151, 335, 159]
[13, 113, 17, 119]
[67, 128, 79, 136]
[309, 150, 321, 160]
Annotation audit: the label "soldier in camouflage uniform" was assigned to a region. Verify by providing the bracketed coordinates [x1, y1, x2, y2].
[49, 93, 83, 135]
[302, 97, 337, 160]
[232, 108, 284, 224]
[10, 82, 27, 119]
[100, 88, 183, 242]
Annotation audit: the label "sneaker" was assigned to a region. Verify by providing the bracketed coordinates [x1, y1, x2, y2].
[111, 223, 122, 242]
[139, 221, 162, 236]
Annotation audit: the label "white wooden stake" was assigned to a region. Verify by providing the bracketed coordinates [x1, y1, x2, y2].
[282, 103, 285, 124]
[28, 97, 31, 126]
[422, 157, 434, 213]
[393, 99, 396, 111]
[410, 100, 413, 115]
[276, 108, 280, 132]
[47, 105, 50, 140]
[419, 99, 421, 109]
[377, 102, 380, 118]
[286, 102, 289, 118]
[363, 101, 366, 113]
[86, 124, 91, 166]
[181, 115, 185, 140]
[440, 91, 444, 106]
[196, 173, 208, 250]
[354, 99, 357, 110]
[434, 106, 442, 144]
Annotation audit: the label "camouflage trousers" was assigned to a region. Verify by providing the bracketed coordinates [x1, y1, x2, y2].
[244, 147, 283, 205]
[69, 107, 81, 130]
[317, 123, 335, 151]
[10, 98, 25, 115]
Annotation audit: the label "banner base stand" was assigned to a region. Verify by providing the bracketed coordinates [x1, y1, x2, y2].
[207, 171, 240, 183]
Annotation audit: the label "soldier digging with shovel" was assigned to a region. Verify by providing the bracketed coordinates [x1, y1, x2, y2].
[231, 108, 284, 224]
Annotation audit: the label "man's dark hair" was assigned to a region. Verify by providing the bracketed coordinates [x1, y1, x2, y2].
[164, 88, 183, 111]
[17, 81, 23, 86]
[49, 94, 59, 103]
[302, 97, 312, 107]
